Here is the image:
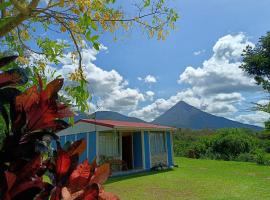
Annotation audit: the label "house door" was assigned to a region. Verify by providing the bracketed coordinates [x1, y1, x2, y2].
[122, 135, 133, 169]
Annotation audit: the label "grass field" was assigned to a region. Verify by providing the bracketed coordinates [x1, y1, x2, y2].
[105, 157, 270, 200]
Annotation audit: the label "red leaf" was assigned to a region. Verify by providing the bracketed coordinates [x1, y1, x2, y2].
[4, 172, 16, 191]
[61, 187, 84, 200]
[83, 183, 99, 200]
[15, 76, 73, 132]
[50, 187, 61, 200]
[98, 191, 120, 200]
[90, 163, 110, 185]
[10, 178, 43, 199]
[68, 160, 91, 192]
[91, 157, 97, 169]
[16, 155, 41, 182]
[56, 149, 71, 176]
[41, 78, 64, 101]
[67, 139, 87, 156]
[16, 85, 39, 112]
[0, 68, 27, 88]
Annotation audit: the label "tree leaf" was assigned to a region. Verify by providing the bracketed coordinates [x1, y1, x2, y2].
[56, 149, 71, 176]
[5, 171, 16, 191]
[90, 163, 110, 185]
[83, 183, 99, 200]
[16, 154, 41, 182]
[67, 139, 87, 156]
[99, 191, 120, 200]
[68, 160, 91, 193]
[0, 68, 28, 88]
[42, 78, 64, 101]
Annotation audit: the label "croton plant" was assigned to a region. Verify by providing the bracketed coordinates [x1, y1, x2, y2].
[0, 56, 119, 200]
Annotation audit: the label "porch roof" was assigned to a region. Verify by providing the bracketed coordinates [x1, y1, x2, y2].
[79, 119, 176, 131]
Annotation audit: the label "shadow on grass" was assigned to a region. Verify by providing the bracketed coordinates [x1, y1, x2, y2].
[106, 169, 173, 184]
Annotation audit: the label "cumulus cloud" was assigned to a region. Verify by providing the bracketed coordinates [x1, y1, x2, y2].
[51, 45, 145, 113]
[179, 34, 257, 95]
[138, 75, 157, 83]
[235, 111, 270, 127]
[130, 33, 262, 124]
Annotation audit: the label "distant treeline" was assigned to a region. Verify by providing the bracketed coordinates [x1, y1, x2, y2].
[173, 128, 270, 165]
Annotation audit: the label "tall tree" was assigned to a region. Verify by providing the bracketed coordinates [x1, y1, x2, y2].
[0, 0, 179, 112]
[241, 32, 270, 129]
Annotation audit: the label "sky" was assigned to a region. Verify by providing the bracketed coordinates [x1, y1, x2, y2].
[50, 0, 270, 127]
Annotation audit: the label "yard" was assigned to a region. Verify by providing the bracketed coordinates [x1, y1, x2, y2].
[105, 157, 270, 200]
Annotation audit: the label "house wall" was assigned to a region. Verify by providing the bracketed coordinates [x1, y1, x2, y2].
[143, 131, 151, 170]
[132, 132, 143, 168]
[166, 131, 174, 167]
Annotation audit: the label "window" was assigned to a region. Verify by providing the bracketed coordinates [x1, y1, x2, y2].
[99, 131, 120, 157]
[150, 132, 166, 155]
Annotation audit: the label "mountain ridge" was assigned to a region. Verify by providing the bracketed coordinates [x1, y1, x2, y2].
[74, 102, 262, 131]
[152, 101, 262, 131]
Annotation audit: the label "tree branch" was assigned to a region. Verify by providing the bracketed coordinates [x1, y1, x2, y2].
[0, 0, 40, 37]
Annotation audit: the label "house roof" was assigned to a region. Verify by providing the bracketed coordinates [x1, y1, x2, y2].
[79, 119, 176, 131]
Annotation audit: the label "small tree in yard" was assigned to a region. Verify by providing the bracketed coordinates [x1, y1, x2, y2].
[0, 56, 119, 200]
[240, 32, 270, 130]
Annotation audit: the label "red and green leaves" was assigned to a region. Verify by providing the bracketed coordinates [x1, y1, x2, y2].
[0, 55, 119, 200]
[15, 77, 73, 133]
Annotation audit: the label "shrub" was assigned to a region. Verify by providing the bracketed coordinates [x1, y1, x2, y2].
[211, 129, 256, 160]
[236, 153, 257, 162]
[254, 149, 270, 166]
[186, 137, 213, 158]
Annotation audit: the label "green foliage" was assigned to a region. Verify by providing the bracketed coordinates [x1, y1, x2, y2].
[240, 31, 270, 129]
[173, 128, 270, 165]
[254, 149, 270, 166]
[211, 128, 256, 160]
[241, 31, 270, 92]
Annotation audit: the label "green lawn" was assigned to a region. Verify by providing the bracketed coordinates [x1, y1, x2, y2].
[105, 157, 270, 200]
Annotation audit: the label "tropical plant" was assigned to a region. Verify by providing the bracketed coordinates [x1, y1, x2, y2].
[0, 56, 118, 200]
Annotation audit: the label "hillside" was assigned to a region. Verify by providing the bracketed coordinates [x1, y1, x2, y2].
[152, 101, 262, 130]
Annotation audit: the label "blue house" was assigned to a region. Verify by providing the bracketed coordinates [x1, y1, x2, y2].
[57, 119, 175, 174]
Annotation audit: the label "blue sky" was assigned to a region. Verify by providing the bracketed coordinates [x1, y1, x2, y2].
[50, 0, 270, 126]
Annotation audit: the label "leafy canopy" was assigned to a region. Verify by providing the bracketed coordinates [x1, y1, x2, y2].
[241, 32, 270, 92]
[0, 0, 179, 112]
[240, 32, 270, 129]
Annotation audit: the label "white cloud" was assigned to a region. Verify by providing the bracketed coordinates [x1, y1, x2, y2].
[193, 49, 205, 56]
[138, 75, 157, 83]
[179, 33, 257, 96]
[130, 33, 263, 124]
[145, 91, 155, 101]
[235, 111, 270, 127]
[50, 45, 145, 113]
